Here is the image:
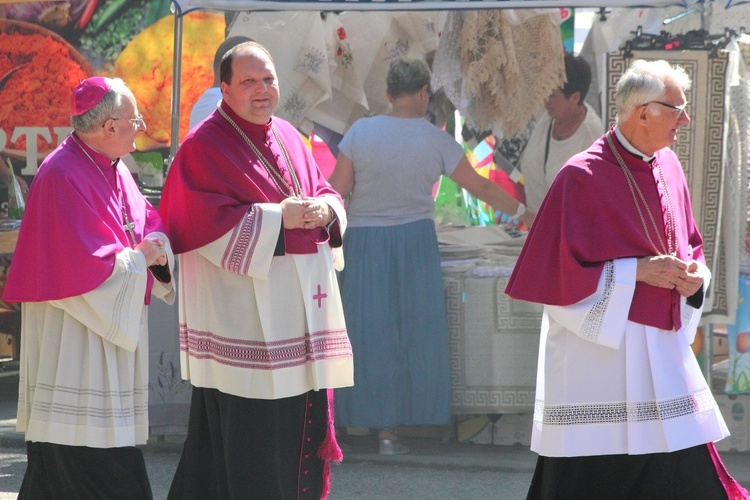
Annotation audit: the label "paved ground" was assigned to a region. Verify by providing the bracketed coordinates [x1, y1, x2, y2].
[0, 365, 536, 499]
[0, 438, 537, 499]
[2, 363, 750, 499]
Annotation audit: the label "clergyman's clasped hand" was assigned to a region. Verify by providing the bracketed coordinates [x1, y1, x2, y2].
[136, 236, 168, 267]
[281, 196, 333, 230]
[636, 254, 704, 297]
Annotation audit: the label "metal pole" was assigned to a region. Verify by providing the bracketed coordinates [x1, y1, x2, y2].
[168, 3, 184, 175]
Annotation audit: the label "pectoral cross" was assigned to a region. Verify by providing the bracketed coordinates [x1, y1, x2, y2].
[122, 207, 137, 247]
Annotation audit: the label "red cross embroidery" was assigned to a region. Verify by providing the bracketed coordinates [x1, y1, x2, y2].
[313, 284, 328, 308]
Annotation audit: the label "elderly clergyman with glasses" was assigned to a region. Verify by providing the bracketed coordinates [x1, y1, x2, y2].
[506, 60, 749, 498]
[4, 76, 175, 499]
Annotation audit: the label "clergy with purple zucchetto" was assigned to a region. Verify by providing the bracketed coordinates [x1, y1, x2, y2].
[4, 76, 175, 499]
[506, 60, 750, 499]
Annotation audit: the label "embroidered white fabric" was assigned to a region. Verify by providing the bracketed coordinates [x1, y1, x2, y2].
[432, 10, 565, 138]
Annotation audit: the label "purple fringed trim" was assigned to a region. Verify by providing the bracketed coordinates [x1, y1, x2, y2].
[321, 462, 331, 500]
[707, 442, 750, 499]
[317, 389, 342, 499]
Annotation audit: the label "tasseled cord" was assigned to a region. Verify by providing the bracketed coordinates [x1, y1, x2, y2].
[317, 388, 343, 499]
[707, 442, 750, 499]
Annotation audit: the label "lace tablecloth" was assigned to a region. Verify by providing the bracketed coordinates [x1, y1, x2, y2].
[438, 226, 541, 414]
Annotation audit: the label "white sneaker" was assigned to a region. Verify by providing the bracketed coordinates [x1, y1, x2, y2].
[378, 439, 410, 455]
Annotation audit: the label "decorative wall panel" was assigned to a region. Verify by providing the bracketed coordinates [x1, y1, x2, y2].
[446, 273, 541, 414]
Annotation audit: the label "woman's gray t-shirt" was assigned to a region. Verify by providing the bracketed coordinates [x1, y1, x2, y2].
[338, 115, 464, 227]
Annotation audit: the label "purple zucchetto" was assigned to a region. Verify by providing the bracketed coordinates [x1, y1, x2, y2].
[71, 77, 113, 116]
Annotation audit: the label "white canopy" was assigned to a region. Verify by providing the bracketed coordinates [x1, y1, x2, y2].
[172, 0, 689, 14]
[166, 0, 722, 157]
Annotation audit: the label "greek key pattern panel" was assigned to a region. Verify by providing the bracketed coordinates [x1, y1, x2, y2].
[451, 388, 537, 414]
[670, 59, 697, 167]
[444, 276, 464, 387]
[702, 54, 728, 258]
[713, 236, 728, 316]
[604, 53, 628, 124]
[496, 277, 544, 333]
[705, 54, 730, 318]
[445, 274, 539, 413]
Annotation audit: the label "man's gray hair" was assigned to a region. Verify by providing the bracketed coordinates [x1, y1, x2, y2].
[386, 58, 431, 99]
[615, 59, 691, 123]
[71, 78, 130, 132]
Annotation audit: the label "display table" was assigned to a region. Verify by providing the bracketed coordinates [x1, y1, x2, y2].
[439, 226, 542, 415]
[0, 220, 20, 255]
[0, 219, 21, 359]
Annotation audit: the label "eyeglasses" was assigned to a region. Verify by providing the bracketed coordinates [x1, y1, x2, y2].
[642, 101, 688, 115]
[110, 114, 145, 128]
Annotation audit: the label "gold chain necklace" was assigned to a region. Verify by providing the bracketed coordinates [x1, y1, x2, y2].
[71, 135, 137, 246]
[605, 131, 676, 256]
[656, 161, 676, 256]
[218, 106, 302, 198]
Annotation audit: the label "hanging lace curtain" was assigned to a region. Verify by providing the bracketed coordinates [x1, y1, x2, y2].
[433, 9, 565, 138]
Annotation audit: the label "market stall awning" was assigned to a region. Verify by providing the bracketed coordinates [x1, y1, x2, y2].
[172, 0, 690, 15]
[167, 0, 702, 158]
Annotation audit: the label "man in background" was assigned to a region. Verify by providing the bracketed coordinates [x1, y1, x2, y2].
[188, 35, 252, 129]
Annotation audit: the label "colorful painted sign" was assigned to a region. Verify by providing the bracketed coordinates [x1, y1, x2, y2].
[727, 276, 750, 394]
[0, 1, 225, 180]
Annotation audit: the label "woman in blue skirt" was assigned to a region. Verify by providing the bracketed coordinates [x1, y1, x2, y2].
[329, 58, 535, 454]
